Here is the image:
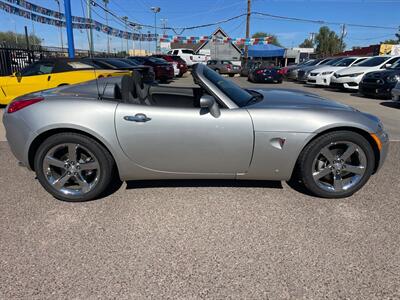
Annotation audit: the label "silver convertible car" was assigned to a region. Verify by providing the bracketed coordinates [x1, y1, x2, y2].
[3, 64, 388, 202]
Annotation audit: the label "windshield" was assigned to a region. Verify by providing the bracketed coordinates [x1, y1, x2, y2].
[203, 67, 252, 107]
[333, 58, 356, 66]
[389, 61, 400, 70]
[147, 57, 168, 64]
[104, 59, 134, 68]
[325, 58, 344, 66]
[307, 59, 323, 66]
[357, 56, 389, 67]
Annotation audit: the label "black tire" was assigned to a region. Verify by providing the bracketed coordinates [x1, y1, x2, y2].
[295, 131, 375, 198]
[229, 74, 235, 77]
[34, 132, 116, 202]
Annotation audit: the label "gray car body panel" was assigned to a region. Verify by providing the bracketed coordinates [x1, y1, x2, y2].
[3, 64, 388, 182]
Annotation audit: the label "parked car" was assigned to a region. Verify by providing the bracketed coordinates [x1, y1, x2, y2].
[206, 60, 241, 77]
[167, 48, 207, 67]
[248, 66, 283, 83]
[83, 58, 155, 83]
[0, 58, 129, 105]
[285, 59, 319, 80]
[359, 60, 400, 98]
[330, 55, 400, 90]
[3, 64, 388, 202]
[152, 54, 188, 77]
[128, 56, 174, 82]
[392, 81, 400, 102]
[297, 57, 344, 82]
[306, 57, 368, 86]
[240, 60, 276, 77]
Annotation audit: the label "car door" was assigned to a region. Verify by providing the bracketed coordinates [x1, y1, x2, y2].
[115, 100, 254, 175]
[2, 61, 54, 100]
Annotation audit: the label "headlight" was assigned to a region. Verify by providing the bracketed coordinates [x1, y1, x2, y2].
[347, 72, 364, 77]
[321, 71, 333, 75]
[386, 75, 400, 83]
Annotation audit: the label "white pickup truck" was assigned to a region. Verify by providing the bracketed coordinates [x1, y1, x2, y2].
[168, 49, 207, 67]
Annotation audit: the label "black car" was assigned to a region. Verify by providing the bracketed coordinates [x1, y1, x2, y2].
[83, 58, 155, 83]
[240, 60, 276, 77]
[359, 62, 400, 99]
[248, 66, 283, 83]
[127, 56, 174, 82]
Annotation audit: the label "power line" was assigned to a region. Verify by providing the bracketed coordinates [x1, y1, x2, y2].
[252, 12, 398, 30]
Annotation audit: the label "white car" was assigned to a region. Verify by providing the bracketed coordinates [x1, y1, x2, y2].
[307, 57, 368, 86]
[392, 81, 400, 102]
[330, 55, 400, 90]
[168, 49, 207, 67]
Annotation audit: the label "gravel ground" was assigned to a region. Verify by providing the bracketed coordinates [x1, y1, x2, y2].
[1, 75, 399, 299]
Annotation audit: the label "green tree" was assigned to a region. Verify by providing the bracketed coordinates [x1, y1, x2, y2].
[298, 39, 314, 48]
[314, 26, 345, 57]
[0, 31, 41, 48]
[381, 32, 400, 44]
[252, 32, 282, 47]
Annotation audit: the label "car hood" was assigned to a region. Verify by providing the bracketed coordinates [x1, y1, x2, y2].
[310, 66, 345, 73]
[335, 66, 379, 75]
[247, 88, 356, 111]
[365, 69, 400, 77]
[298, 65, 323, 72]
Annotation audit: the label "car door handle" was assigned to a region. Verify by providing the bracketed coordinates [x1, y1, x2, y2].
[124, 113, 151, 122]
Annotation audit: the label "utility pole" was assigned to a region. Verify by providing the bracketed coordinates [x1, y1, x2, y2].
[103, 0, 110, 54]
[122, 16, 129, 54]
[339, 24, 347, 51]
[244, 0, 251, 64]
[309, 32, 316, 44]
[160, 18, 168, 36]
[55, 0, 64, 51]
[86, 0, 94, 56]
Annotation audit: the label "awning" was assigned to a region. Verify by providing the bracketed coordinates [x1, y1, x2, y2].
[246, 44, 285, 58]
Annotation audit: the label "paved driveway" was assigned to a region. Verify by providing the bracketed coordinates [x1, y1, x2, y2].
[1, 76, 399, 299]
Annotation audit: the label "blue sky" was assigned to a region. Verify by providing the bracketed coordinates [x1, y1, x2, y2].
[0, 0, 399, 51]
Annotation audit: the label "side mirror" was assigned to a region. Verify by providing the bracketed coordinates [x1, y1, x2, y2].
[200, 95, 220, 118]
[15, 71, 22, 82]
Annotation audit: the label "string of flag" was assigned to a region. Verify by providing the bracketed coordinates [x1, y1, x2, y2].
[159, 35, 272, 45]
[0, 0, 271, 45]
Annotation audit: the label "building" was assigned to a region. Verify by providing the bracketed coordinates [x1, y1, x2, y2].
[170, 28, 242, 64]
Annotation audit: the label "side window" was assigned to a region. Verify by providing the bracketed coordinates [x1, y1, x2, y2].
[21, 62, 55, 76]
[173, 50, 179, 55]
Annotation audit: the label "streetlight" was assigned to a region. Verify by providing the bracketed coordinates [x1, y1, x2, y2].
[150, 6, 160, 54]
[122, 16, 129, 54]
[55, 0, 64, 51]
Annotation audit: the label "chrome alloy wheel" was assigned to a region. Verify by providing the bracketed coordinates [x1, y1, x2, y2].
[42, 143, 101, 196]
[312, 141, 367, 192]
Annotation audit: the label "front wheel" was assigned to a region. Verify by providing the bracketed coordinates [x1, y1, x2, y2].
[34, 133, 116, 202]
[295, 131, 375, 198]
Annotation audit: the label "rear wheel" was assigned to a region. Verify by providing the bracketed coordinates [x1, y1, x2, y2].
[296, 131, 375, 198]
[229, 74, 235, 77]
[34, 133, 116, 202]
